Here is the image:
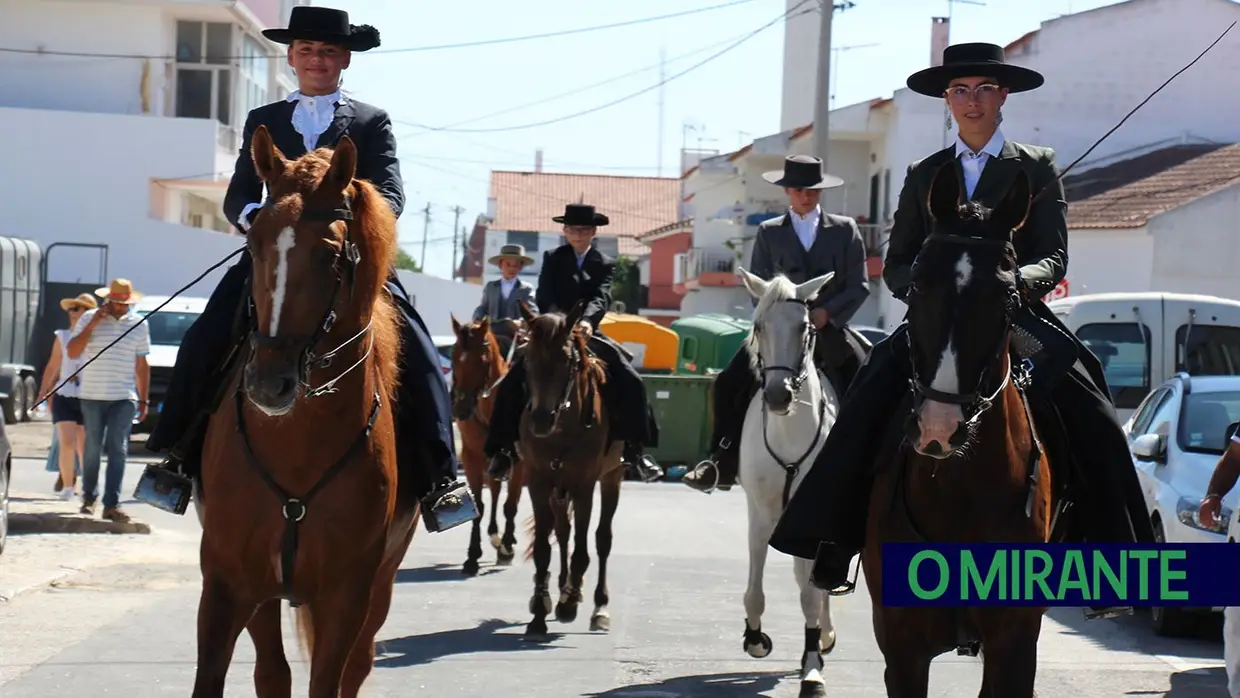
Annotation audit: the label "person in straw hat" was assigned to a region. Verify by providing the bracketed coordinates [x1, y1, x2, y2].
[483, 203, 663, 484]
[34, 293, 99, 500]
[472, 243, 538, 324]
[766, 43, 1152, 623]
[63, 279, 151, 523]
[146, 6, 476, 533]
[681, 154, 871, 495]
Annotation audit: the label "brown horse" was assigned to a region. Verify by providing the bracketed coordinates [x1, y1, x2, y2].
[862, 164, 1054, 697]
[448, 314, 526, 575]
[516, 300, 625, 640]
[191, 125, 419, 698]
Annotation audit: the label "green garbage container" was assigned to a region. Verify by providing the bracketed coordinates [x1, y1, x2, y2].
[672, 313, 751, 375]
[642, 373, 716, 468]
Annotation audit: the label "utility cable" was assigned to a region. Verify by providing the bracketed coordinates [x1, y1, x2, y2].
[0, 0, 757, 61]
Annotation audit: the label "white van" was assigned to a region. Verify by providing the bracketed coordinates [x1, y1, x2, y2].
[133, 295, 209, 433]
[1047, 292, 1240, 422]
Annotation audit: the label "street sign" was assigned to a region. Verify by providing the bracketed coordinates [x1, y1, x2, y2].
[1043, 278, 1070, 302]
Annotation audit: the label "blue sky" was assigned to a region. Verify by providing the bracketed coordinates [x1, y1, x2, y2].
[324, 0, 1121, 278]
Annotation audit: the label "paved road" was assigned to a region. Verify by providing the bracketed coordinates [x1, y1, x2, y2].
[0, 456, 1230, 696]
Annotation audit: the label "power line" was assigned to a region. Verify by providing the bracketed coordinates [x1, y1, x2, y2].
[395, 0, 813, 134]
[0, 0, 758, 61]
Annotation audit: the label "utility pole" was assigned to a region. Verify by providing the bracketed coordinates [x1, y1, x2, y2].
[450, 222, 460, 281]
[420, 203, 431, 271]
[449, 205, 464, 279]
[812, 1, 855, 167]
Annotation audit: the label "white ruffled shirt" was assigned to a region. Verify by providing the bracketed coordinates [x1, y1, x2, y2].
[237, 89, 348, 230]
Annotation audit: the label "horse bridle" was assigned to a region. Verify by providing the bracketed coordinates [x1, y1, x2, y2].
[752, 298, 818, 395]
[905, 233, 1030, 426]
[452, 329, 518, 426]
[246, 197, 374, 398]
[529, 339, 588, 437]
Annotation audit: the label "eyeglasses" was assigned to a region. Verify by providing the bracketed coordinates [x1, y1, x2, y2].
[945, 83, 1003, 104]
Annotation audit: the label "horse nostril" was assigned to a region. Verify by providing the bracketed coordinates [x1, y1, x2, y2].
[279, 375, 296, 396]
[923, 441, 943, 456]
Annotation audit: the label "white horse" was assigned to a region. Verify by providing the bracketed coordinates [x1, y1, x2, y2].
[736, 268, 839, 698]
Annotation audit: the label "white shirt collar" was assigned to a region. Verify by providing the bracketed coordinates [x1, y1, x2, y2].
[789, 205, 821, 223]
[954, 129, 1005, 159]
[500, 277, 517, 288]
[286, 89, 347, 106]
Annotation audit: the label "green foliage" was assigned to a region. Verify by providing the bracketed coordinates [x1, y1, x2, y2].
[395, 247, 421, 273]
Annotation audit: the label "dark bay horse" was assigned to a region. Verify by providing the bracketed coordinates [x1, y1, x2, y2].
[862, 163, 1054, 698]
[449, 315, 525, 575]
[192, 125, 419, 698]
[516, 300, 625, 640]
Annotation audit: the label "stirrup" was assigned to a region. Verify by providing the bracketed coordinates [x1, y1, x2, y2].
[812, 553, 861, 597]
[132, 458, 194, 516]
[683, 459, 721, 494]
[421, 480, 480, 533]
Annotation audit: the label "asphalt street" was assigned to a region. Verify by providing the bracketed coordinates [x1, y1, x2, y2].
[0, 455, 1231, 697]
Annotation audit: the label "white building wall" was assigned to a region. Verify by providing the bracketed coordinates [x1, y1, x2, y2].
[1064, 229, 1153, 295]
[396, 270, 483, 337]
[1148, 186, 1240, 300]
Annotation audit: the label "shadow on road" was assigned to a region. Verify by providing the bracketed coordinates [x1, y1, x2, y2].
[1047, 606, 1223, 655]
[394, 562, 505, 584]
[374, 618, 565, 667]
[582, 670, 786, 697]
[1162, 666, 1229, 696]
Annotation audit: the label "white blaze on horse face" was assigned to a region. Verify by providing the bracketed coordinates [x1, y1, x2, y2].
[917, 253, 972, 451]
[270, 226, 296, 337]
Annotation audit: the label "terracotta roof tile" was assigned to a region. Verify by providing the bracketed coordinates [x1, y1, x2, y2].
[1066, 143, 1240, 229]
[488, 171, 680, 257]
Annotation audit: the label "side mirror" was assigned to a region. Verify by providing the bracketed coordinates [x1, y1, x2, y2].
[1227, 421, 1240, 444]
[1131, 433, 1167, 463]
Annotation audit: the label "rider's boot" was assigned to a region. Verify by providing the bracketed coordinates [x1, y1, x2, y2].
[682, 437, 738, 493]
[623, 441, 663, 483]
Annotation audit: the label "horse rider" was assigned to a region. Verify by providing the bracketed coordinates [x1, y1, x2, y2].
[1199, 433, 1240, 698]
[483, 203, 664, 484]
[767, 42, 1155, 621]
[472, 243, 538, 353]
[681, 155, 871, 494]
[144, 5, 474, 532]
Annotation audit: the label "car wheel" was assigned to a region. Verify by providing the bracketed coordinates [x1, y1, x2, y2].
[1150, 521, 1197, 637]
[0, 456, 9, 556]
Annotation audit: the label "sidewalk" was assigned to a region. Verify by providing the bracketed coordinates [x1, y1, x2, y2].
[0, 491, 196, 603]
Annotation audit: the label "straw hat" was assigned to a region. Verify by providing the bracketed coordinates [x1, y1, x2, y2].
[488, 243, 535, 267]
[59, 293, 98, 312]
[94, 278, 144, 305]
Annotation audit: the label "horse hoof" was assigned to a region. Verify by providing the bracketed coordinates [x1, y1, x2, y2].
[489, 533, 502, 549]
[462, 559, 480, 577]
[798, 680, 827, 698]
[529, 594, 552, 615]
[821, 630, 837, 654]
[743, 632, 773, 658]
[555, 602, 578, 623]
[590, 611, 611, 632]
[496, 546, 516, 565]
[523, 619, 550, 641]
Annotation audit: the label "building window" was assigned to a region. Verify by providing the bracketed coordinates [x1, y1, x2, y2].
[239, 35, 271, 118]
[175, 21, 235, 125]
[506, 230, 540, 252]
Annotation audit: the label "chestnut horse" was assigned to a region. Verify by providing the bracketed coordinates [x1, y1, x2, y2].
[863, 164, 1054, 697]
[192, 125, 418, 697]
[448, 315, 526, 575]
[516, 300, 625, 640]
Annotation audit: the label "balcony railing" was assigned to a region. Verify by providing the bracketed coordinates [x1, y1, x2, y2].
[681, 247, 742, 287]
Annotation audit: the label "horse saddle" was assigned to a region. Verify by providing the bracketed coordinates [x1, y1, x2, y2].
[1011, 307, 1077, 393]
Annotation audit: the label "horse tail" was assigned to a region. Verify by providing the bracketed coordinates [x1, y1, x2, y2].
[523, 513, 537, 561]
[292, 603, 315, 662]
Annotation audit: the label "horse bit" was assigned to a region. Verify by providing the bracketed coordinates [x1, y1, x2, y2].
[753, 298, 830, 508]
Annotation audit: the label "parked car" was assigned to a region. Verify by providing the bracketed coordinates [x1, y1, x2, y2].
[0, 417, 11, 556]
[1124, 372, 1240, 636]
[432, 335, 455, 390]
[133, 295, 209, 434]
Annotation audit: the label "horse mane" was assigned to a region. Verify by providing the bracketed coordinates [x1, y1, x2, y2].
[744, 274, 798, 375]
[526, 313, 606, 411]
[294, 149, 401, 403]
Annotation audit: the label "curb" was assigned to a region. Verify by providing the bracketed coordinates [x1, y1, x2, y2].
[8, 512, 151, 536]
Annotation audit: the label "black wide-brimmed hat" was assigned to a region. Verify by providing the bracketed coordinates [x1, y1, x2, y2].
[761, 155, 844, 190]
[553, 203, 609, 227]
[262, 7, 381, 52]
[906, 42, 1043, 97]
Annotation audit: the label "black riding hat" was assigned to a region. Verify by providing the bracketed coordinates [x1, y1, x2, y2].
[761, 155, 844, 190]
[553, 203, 609, 227]
[262, 6, 381, 52]
[906, 42, 1044, 97]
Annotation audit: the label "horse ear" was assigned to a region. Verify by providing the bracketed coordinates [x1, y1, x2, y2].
[518, 300, 536, 323]
[993, 170, 1033, 240]
[796, 272, 834, 303]
[478, 316, 491, 335]
[564, 300, 587, 332]
[450, 313, 462, 334]
[251, 125, 285, 183]
[326, 136, 358, 194]
[927, 162, 962, 223]
[736, 266, 767, 300]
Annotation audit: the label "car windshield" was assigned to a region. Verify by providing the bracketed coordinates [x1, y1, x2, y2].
[137, 310, 201, 347]
[1177, 389, 1240, 455]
